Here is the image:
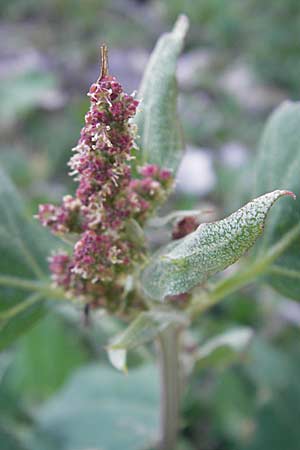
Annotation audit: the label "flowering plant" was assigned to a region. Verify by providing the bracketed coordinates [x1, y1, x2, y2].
[38, 45, 172, 317]
[1, 15, 300, 450]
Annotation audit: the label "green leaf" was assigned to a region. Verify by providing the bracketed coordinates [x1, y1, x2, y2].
[196, 327, 253, 370]
[0, 149, 33, 188]
[36, 364, 159, 450]
[0, 69, 59, 128]
[125, 219, 147, 248]
[255, 101, 300, 300]
[241, 340, 300, 450]
[0, 167, 58, 349]
[141, 190, 294, 300]
[0, 293, 46, 352]
[8, 312, 88, 400]
[133, 15, 189, 172]
[108, 310, 188, 371]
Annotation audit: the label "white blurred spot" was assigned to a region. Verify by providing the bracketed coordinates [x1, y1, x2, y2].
[220, 141, 249, 169]
[176, 146, 216, 195]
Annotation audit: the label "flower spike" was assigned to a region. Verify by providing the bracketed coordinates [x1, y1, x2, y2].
[37, 46, 173, 316]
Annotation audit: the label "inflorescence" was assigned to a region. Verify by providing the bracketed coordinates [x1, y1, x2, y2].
[37, 47, 173, 315]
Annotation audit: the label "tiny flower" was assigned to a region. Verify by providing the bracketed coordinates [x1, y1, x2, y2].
[71, 230, 131, 283]
[138, 164, 158, 178]
[48, 251, 72, 288]
[159, 168, 172, 182]
[37, 196, 82, 234]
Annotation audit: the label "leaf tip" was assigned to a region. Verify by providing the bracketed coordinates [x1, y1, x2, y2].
[107, 346, 127, 373]
[268, 189, 297, 203]
[283, 190, 296, 200]
[173, 14, 189, 38]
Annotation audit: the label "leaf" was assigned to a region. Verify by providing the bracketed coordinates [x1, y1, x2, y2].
[254, 101, 300, 300]
[0, 167, 58, 349]
[241, 340, 300, 450]
[125, 219, 147, 248]
[0, 149, 33, 188]
[0, 69, 59, 128]
[108, 310, 188, 371]
[8, 312, 88, 400]
[141, 190, 295, 300]
[133, 15, 189, 172]
[196, 327, 253, 370]
[108, 348, 127, 373]
[36, 364, 159, 450]
[0, 293, 45, 352]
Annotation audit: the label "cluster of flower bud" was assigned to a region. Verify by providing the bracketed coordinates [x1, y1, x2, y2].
[172, 216, 199, 240]
[37, 68, 173, 315]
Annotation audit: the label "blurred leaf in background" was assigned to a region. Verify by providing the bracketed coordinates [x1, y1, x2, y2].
[0, 169, 62, 350]
[33, 364, 159, 450]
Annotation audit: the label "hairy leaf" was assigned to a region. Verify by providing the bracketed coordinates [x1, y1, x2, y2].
[108, 310, 188, 371]
[141, 190, 294, 300]
[36, 364, 159, 450]
[9, 312, 88, 399]
[255, 101, 300, 299]
[133, 15, 189, 172]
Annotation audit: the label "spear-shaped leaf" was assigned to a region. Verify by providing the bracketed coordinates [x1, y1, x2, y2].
[255, 101, 300, 299]
[141, 190, 295, 301]
[133, 15, 189, 173]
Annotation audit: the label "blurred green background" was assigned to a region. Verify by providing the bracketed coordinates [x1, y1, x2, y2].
[1, 0, 300, 449]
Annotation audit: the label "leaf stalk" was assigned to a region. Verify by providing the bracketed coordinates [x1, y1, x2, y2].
[157, 324, 182, 450]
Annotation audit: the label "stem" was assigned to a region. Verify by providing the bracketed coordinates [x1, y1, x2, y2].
[267, 265, 300, 279]
[100, 44, 109, 79]
[0, 274, 66, 299]
[188, 221, 300, 318]
[157, 325, 181, 450]
[0, 275, 45, 291]
[0, 292, 43, 320]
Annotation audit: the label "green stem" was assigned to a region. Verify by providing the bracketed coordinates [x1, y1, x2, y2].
[0, 275, 66, 299]
[267, 265, 300, 279]
[0, 292, 43, 320]
[157, 325, 181, 450]
[0, 275, 44, 291]
[188, 222, 300, 317]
